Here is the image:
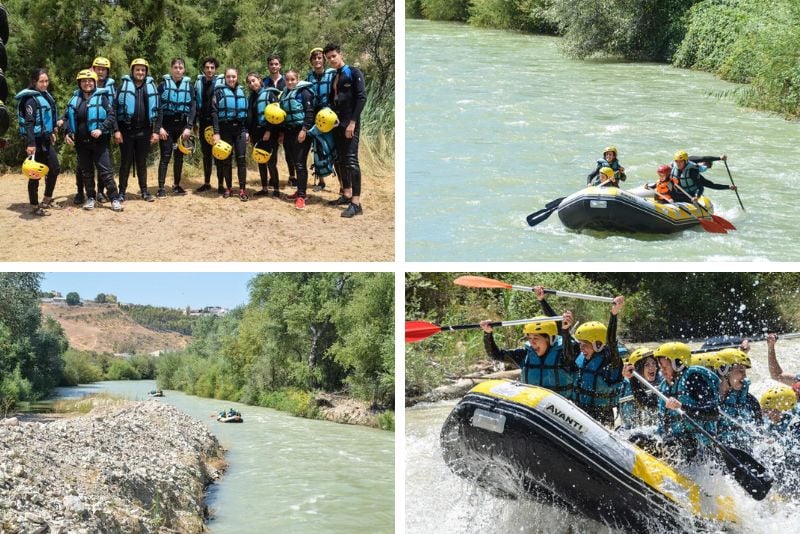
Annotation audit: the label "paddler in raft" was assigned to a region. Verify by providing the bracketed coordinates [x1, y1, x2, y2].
[566, 295, 626, 427]
[671, 150, 736, 202]
[480, 288, 576, 400]
[766, 333, 800, 402]
[643, 164, 679, 202]
[759, 385, 800, 496]
[617, 348, 662, 429]
[587, 145, 626, 186]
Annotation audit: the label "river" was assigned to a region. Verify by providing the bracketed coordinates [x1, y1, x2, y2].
[406, 20, 800, 261]
[55, 380, 394, 533]
[405, 337, 800, 533]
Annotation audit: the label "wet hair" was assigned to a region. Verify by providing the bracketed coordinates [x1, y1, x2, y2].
[323, 43, 341, 55]
[29, 68, 49, 89]
[170, 58, 185, 68]
[267, 54, 281, 64]
[201, 56, 219, 69]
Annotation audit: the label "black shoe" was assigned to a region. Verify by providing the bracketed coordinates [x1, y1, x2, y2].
[141, 191, 155, 202]
[117, 193, 125, 203]
[73, 193, 85, 205]
[341, 203, 363, 218]
[327, 195, 351, 206]
[312, 181, 326, 192]
[217, 185, 226, 195]
[196, 183, 212, 193]
[288, 177, 297, 187]
[96, 192, 109, 203]
[270, 190, 281, 198]
[172, 185, 186, 195]
[254, 189, 270, 197]
[156, 188, 166, 198]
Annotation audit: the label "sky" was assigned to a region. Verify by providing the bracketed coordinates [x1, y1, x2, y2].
[42, 272, 259, 309]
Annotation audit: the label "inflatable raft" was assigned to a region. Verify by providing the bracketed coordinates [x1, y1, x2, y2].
[440, 380, 737, 532]
[556, 186, 714, 233]
[217, 414, 243, 423]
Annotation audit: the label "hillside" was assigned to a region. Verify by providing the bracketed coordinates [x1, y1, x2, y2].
[42, 302, 190, 354]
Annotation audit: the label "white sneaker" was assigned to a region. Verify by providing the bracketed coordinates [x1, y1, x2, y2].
[111, 199, 123, 212]
[82, 198, 95, 210]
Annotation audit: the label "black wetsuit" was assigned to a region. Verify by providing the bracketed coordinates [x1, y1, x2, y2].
[329, 64, 367, 196]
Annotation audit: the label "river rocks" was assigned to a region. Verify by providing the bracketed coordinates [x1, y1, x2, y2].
[0, 401, 224, 533]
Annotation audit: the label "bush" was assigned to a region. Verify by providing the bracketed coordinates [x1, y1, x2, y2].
[61, 349, 103, 385]
[469, 0, 555, 33]
[66, 292, 81, 306]
[257, 388, 320, 419]
[420, 0, 470, 21]
[106, 358, 141, 381]
[376, 410, 394, 431]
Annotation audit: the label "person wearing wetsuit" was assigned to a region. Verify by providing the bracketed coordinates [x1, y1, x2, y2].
[194, 56, 224, 193]
[245, 71, 280, 197]
[644, 164, 679, 203]
[671, 150, 736, 202]
[156, 58, 196, 197]
[263, 54, 295, 187]
[211, 67, 249, 200]
[587, 146, 626, 186]
[324, 43, 367, 218]
[15, 68, 60, 216]
[114, 58, 160, 202]
[280, 69, 316, 210]
[306, 47, 337, 191]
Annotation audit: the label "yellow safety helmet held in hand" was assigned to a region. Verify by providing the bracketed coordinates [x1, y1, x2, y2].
[760, 384, 797, 412]
[177, 135, 195, 155]
[314, 107, 339, 133]
[523, 317, 558, 340]
[204, 126, 215, 145]
[603, 146, 617, 156]
[76, 69, 98, 83]
[22, 155, 48, 180]
[212, 140, 232, 160]
[264, 102, 286, 125]
[674, 150, 689, 162]
[129, 58, 149, 71]
[92, 57, 111, 69]
[574, 321, 607, 351]
[252, 141, 272, 164]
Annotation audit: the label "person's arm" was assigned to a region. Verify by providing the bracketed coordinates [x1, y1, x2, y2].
[99, 94, 115, 134]
[746, 392, 763, 425]
[22, 97, 37, 150]
[683, 372, 719, 421]
[480, 320, 526, 368]
[560, 311, 576, 369]
[185, 82, 197, 130]
[587, 166, 599, 185]
[301, 89, 315, 131]
[697, 174, 735, 191]
[605, 296, 624, 371]
[210, 88, 221, 136]
[533, 285, 560, 329]
[155, 82, 165, 132]
[351, 67, 366, 123]
[767, 333, 797, 386]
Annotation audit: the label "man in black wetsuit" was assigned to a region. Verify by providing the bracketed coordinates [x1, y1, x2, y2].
[671, 150, 737, 202]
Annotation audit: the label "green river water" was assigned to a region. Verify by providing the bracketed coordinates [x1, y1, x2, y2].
[406, 20, 800, 262]
[56, 380, 394, 533]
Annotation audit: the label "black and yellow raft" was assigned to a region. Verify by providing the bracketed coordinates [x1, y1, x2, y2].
[441, 380, 737, 532]
[556, 186, 715, 233]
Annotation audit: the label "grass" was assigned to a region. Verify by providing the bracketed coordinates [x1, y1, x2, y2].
[51, 393, 127, 414]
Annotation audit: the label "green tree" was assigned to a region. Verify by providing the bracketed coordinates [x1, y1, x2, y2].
[95, 293, 106, 303]
[66, 292, 81, 306]
[106, 358, 141, 381]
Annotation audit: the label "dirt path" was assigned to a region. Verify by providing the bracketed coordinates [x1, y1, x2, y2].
[0, 163, 394, 262]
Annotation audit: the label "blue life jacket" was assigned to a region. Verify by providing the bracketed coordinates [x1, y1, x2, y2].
[590, 158, 623, 186]
[252, 87, 280, 127]
[307, 68, 335, 109]
[67, 87, 110, 134]
[116, 75, 159, 124]
[279, 81, 313, 127]
[15, 89, 56, 137]
[99, 77, 116, 101]
[659, 366, 719, 445]
[671, 160, 700, 196]
[215, 85, 248, 123]
[161, 75, 193, 116]
[195, 74, 224, 110]
[573, 349, 622, 411]
[617, 378, 636, 426]
[516, 336, 573, 398]
[718, 379, 758, 447]
[308, 126, 337, 179]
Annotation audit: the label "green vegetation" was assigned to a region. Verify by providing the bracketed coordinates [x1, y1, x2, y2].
[51, 393, 126, 414]
[409, 0, 800, 118]
[157, 273, 394, 426]
[0, 273, 69, 414]
[66, 292, 81, 306]
[406, 272, 800, 396]
[1, 0, 395, 171]
[60, 349, 158, 386]
[119, 303, 198, 336]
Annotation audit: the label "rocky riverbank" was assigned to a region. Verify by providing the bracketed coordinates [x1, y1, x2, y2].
[0, 400, 224, 533]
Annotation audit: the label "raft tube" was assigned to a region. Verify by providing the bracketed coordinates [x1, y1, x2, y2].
[556, 186, 715, 233]
[440, 380, 737, 532]
[217, 414, 243, 423]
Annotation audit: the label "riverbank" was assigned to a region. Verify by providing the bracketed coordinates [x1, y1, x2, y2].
[313, 392, 394, 430]
[0, 399, 224, 533]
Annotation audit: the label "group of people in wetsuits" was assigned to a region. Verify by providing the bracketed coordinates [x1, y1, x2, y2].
[481, 291, 800, 494]
[17, 44, 367, 217]
[586, 146, 738, 204]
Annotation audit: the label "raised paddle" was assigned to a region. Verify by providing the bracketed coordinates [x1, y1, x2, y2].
[654, 190, 726, 234]
[526, 196, 565, 227]
[405, 315, 564, 343]
[723, 159, 745, 210]
[673, 183, 736, 231]
[631, 371, 773, 500]
[453, 275, 615, 303]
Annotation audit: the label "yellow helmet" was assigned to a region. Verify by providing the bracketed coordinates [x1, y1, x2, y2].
[523, 317, 558, 338]
[92, 56, 111, 69]
[204, 125, 215, 145]
[628, 347, 654, 367]
[77, 69, 98, 83]
[760, 384, 797, 412]
[674, 150, 689, 162]
[716, 347, 751, 369]
[654, 342, 691, 362]
[315, 107, 339, 133]
[603, 146, 617, 156]
[177, 135, 195, 155]
[22, 155, 48, 180]
[252, 141, 272, 164]
[691, 351, 735, 375]
[598, 167, 615, 181]
[212, 140, 232, 160]
[309, 47, 324, 59]
[265, 102, 286, 125]
[574, 321, 607, 350]
[129, 58, 149, 71]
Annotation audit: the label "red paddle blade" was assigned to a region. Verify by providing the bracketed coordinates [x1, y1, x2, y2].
[405, 321, 442, 343]
[711, 215, 736, 230]
[698, 218, 727, 234]
[453, 275, 512, 290]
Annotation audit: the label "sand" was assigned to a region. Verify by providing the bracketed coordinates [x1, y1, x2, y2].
[1, 162, 394, 262]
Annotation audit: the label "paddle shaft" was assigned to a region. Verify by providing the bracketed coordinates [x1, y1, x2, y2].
[723, 160, 745, 210]
[442, 316, 564, 332]
[504, 285, 614, 303]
